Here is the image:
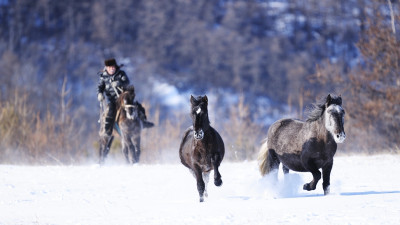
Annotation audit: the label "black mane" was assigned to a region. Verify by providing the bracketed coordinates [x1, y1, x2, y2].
[306, 94, 342, 122]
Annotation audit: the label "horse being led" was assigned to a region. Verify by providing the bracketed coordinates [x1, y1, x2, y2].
[258, 94, 346, 195]
[179, 95, 225, 202]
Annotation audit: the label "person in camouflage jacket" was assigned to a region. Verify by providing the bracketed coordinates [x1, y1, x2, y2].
[97, 58, 153, 136]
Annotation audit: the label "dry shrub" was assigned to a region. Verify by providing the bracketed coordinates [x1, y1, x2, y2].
[130, 95, 264, 163]
[0, 93, 92, 165]
[307, 6, 400, 153]
[139, 104, 187, 164]
[347, 11, 400, 151]
[0, 93, 36, 162]
[218, 95, 263, 161]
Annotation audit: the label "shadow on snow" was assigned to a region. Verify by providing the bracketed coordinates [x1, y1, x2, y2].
[340, 190, 400, 196]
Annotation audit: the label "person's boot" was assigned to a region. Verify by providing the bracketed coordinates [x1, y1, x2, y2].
[139, 112, 154, 128]
[142, 120, 154, 128]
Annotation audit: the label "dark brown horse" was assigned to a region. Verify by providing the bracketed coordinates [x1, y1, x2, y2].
[99, 85, 152, 164]
[258, 94, 346, 195]
[179, 95, 225, 202]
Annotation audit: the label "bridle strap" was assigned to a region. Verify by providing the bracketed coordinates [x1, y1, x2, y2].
[115, 108, 121, 124]
[124, 104, 135, 109]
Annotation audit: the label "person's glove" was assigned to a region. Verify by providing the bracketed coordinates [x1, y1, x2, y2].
[97, 93, 104, 102]
[111, 81, 119, 88]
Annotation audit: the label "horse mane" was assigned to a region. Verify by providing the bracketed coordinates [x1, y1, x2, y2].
[306, 94, 342, 122]
[117, 85, 135, 108]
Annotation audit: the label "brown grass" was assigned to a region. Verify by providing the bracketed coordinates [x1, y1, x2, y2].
[0, 93, 92, 165]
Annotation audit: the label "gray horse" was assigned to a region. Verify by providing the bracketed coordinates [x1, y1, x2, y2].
[258, 94, 346, 195]
[116, 86, 143, 164]
[99, 85, 153, 164]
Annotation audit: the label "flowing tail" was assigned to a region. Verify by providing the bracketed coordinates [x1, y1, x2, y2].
[258, 139, 272, 176]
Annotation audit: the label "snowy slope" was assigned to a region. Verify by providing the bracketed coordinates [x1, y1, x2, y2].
[1, 155, 400, 225]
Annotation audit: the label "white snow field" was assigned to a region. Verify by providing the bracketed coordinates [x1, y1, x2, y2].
[1, 155, 400, 225]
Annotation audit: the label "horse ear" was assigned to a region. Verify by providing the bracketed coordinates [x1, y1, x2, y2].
[326, 94, 332, 106]
[190, 95, 196, 105]
[337, 95, 342, 106]
[203, 95, 208, 105]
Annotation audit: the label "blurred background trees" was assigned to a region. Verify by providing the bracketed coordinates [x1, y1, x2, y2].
[0, 0, 399, 164]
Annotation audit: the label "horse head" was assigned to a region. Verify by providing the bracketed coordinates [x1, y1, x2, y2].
[123, 99, 140, 121]
[324, 94, 346, 143]
[190, 95, 210, 140]
[119, 86, 139, 121]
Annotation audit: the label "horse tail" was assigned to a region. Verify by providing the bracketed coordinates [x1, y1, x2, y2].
[258, 138, 272, 176]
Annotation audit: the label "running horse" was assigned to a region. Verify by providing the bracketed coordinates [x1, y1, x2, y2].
[258, 94, 346, 195]
[99, 85, 151, 164]
[179, 95, 225, 202]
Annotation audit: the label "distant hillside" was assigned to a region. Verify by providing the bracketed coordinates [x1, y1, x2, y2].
[0, 0, 365, 109]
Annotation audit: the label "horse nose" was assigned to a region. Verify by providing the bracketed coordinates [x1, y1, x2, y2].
[339, 132, 346, 141]
[334, 131, 346, 143]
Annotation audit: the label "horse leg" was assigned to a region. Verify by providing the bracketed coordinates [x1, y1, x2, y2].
[119, 131, 130, 164]
[202, 172, 210, 198]
[129, 143, 136, 164]
[303, 160, 321, 191]
[194, 165, 205, 202]
[322, 160, 333, 195]
[99, 135, 113, 165]
[268, 150, 280, 172]
[122, 139, 130, 164]
[132, 137, 141, 163]
[282, 165, 289, 174]
[124, 138, 135, 164]
[98, 138, 105, 165]
[264, 150, 280, 182]
[211, 154, 223, 186]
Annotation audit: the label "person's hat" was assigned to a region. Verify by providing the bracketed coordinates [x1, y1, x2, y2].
[104, 58, 117, 67]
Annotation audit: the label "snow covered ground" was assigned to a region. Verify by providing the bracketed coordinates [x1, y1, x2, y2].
[1, 155, 400, 225]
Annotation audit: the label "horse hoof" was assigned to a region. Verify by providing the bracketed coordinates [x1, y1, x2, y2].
[303, 183, 311, 191]
[324, 186, 330, 195]
[99, 160, 105, 166]
[214, 179, 223, 187]
[199, 197, 204, 202]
